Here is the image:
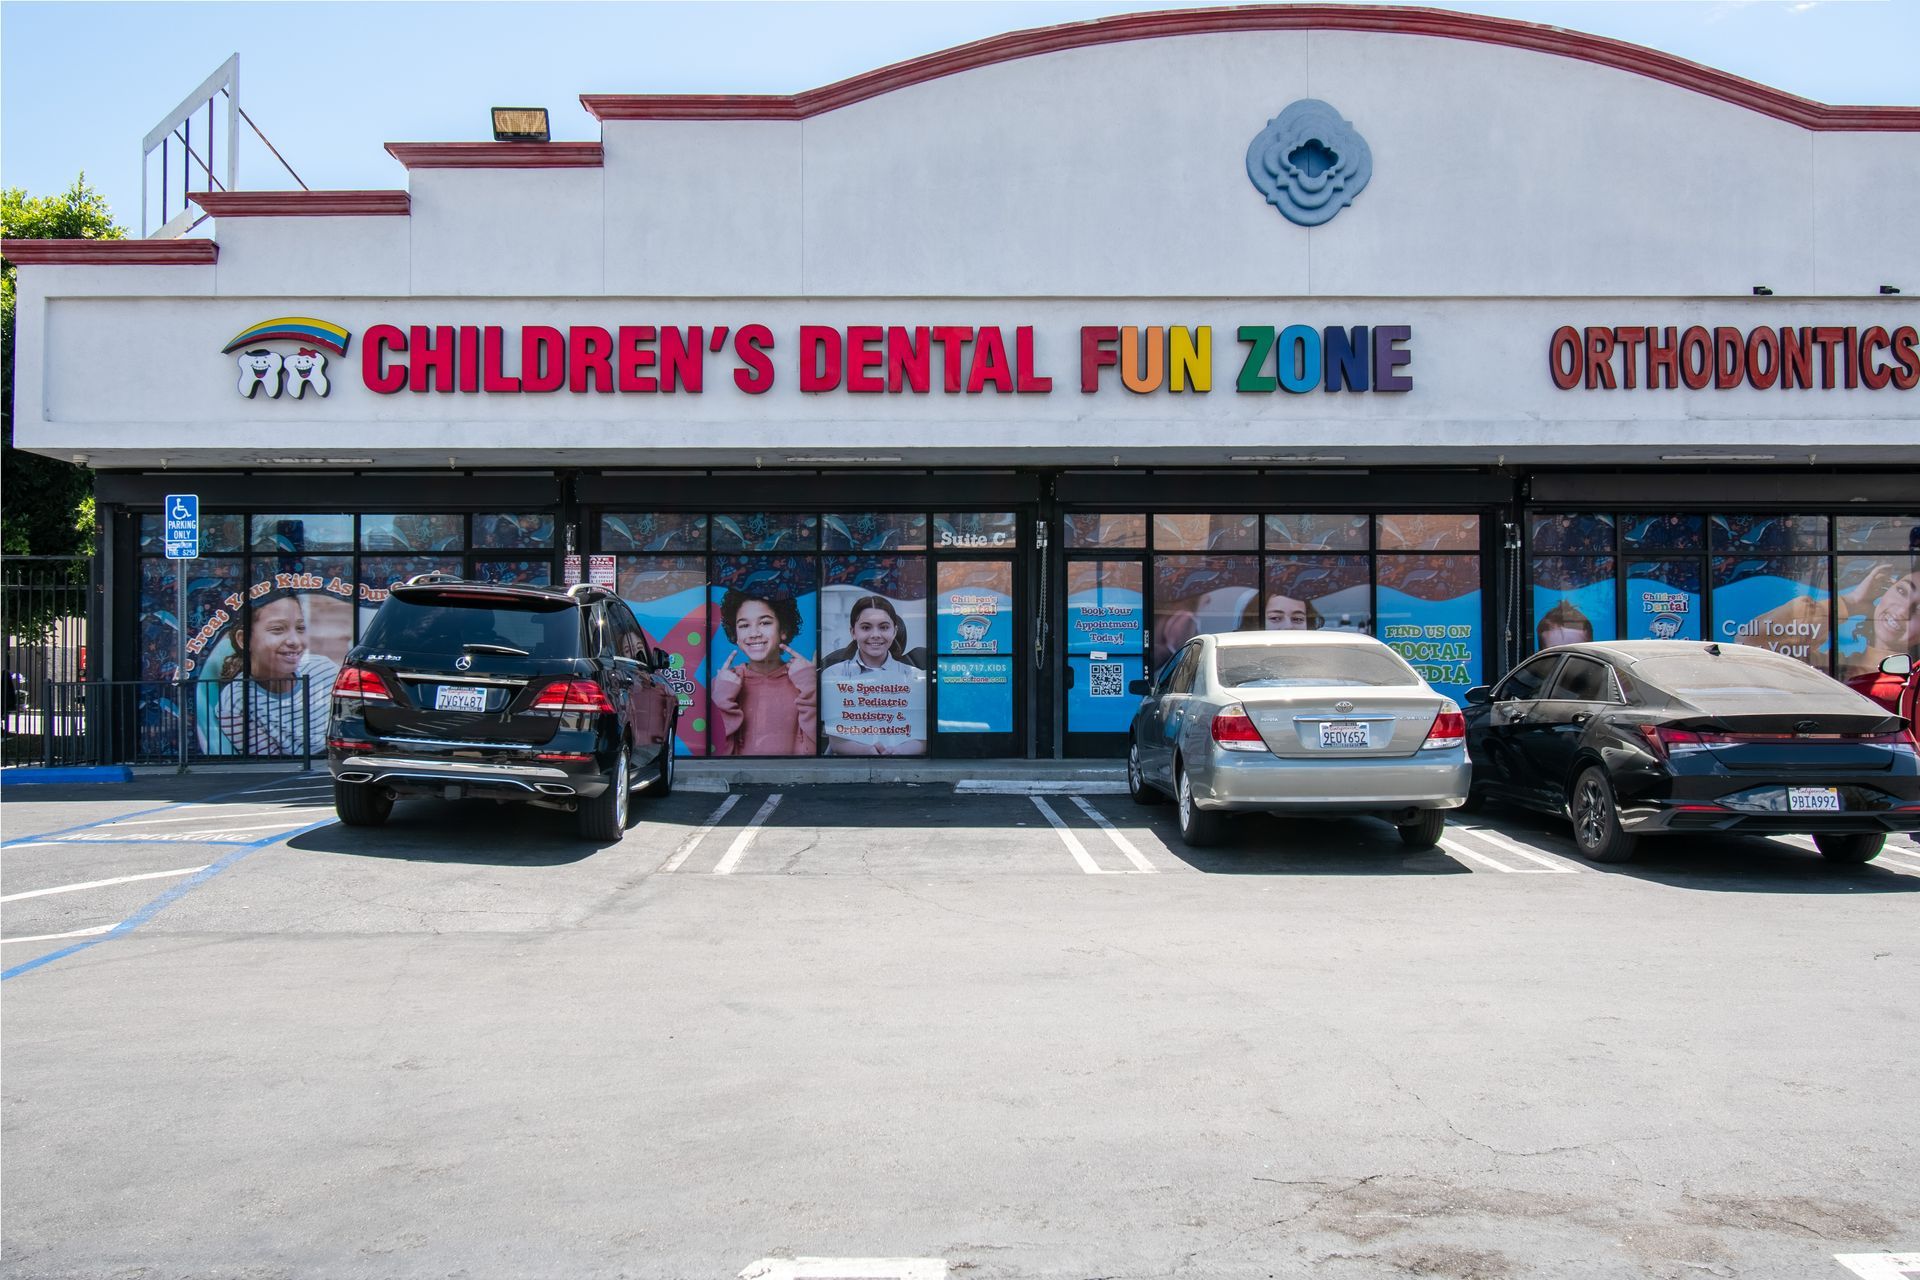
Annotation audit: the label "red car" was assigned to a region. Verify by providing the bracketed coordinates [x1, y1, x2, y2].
[1849, 654, 1919, 750]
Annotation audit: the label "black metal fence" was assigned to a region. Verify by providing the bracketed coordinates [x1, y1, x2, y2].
[27, 677, 318, 768]
[3, 555, 92, 766]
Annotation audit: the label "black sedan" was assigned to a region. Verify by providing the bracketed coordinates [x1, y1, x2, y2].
[1463, 640, 1919, 864]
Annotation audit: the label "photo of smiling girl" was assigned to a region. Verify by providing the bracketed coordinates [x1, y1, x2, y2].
[822, 594, 928, 756]
[709, 560, 817, 756]
[213, 587, 339, 756]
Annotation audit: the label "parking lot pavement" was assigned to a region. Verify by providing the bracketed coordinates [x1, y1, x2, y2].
[3, 773, 1918, 1279]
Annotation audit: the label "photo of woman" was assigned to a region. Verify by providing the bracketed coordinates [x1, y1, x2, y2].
[821, 595, 927, 756]
[1838, 560, 1920, 684]
[710, 584, 817, 756]
[213, 588, 339, 757]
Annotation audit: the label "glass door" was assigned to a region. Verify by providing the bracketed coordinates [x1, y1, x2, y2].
[931, 556, 1020, 757]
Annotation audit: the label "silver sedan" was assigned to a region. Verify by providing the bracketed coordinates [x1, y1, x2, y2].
[1125, 631, 1471, 847]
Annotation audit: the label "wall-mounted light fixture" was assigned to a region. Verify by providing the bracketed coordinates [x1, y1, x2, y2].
[1752, 285, 1773, 296]
[1881, 285, 1902, 295]
[491, 107, 550, 143]
[1659, 453, 1776, 462]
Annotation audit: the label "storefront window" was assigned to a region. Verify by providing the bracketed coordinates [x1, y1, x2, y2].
[1065, 560, 1145, 733]
[472, 559, 552, 585]
[711, 513, 817, 552]
[251, 514, 351, 553]
[1064, 514, 1146, 549]
[1837, 514, 1920, 554]
[1263, 555, 1371, 632]
[1710, 514, 1828, 553]
[1621, 514, 1703, 552]
[1264, 513, 1369, 551]
[140, 513, 243, 554]
[1711, 554, 1831, 669]
[1376, 554, 1482, 702]
[600, 513, 707, 552]
[1152, 514, 1256, 552]
[1530, 513, 1615, 554]
[1151, 555, 1257, 668]
[1625, 560, 1703, 640]
[358, 557, 462, 632]
[474, 513, 556, 549]
[822, 513, 928, 552]
[1836, 554, 1920, 685]
[1531, 556, 1618, 646]
[709, 556, 818, 756]
[616, 556, 711, 756]
[359, 514, 464, 552]
[819, 556, 928, 755]
[935, 561, 1016, 736]
[1377, 514, 1481, 552]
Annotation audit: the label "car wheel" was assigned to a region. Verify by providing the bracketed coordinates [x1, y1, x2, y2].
[1175, 762, 1228, 847]
[577, 749, 629, 842]
[645, 729, 676, 800]
[1569, 765, 1636, 863]
[1397, 808, 1447, 850]
[1813, 832, 1883, 864]
[1127, 742, 1162, 805]
[334, 779, 392, 828]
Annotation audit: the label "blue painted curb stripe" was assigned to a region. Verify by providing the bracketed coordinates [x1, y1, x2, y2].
[1, 817, 333, 982]
[2, 773, 324, 848]
[1, 766, 134, 786]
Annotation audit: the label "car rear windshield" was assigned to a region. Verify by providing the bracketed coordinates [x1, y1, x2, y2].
[361, 595, 581, 659]
[1631, 653, 1847, 703]
[1215, 645, 1420, 689]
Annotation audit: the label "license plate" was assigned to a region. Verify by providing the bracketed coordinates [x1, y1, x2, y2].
[1319, 721, 1370, 749]
[434, 685, 489, 713]
[1787, 786, 1840, 812]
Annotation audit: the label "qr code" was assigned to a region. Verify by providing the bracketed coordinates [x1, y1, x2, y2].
[1089, 662, 1124, 698]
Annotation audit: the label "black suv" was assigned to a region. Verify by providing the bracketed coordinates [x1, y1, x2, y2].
[328, 575, 679, 840]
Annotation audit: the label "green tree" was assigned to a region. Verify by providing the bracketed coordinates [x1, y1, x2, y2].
[3, 176, 126, 556]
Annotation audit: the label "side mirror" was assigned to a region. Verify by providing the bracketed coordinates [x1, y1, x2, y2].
[1882, 653, 1915, 677]
[1128, 678, 1152, 696]
[1464, 685, 1493, 706]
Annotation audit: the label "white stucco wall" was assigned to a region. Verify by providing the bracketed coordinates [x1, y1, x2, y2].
[11, 19, 1918, 466]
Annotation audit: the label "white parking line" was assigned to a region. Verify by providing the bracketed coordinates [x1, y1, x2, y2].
[1029, 796, 1106, 874]
[1, 866, 209, 903]
[1832, 1252, 1920, 1279]
[1874, 849, 1920, 876]
[1450, 823, 1583, 872]
[1436, 835, 1537, 874]
[239, 778, 332, 794]
[712, 794, 782, 875]
[1, 924, 119, 946]
[660, 794, 742, 873]
[1068, 795, 1157, 873]
[101, 818, 324, 837]
[102, 807, 332, 827]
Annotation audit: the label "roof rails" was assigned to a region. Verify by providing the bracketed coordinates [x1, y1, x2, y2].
[402, 571, 467, 586]
[566, 582, 614, 601]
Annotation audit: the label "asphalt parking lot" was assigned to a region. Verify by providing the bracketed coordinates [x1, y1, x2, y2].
[3, 771, 1918, 1280]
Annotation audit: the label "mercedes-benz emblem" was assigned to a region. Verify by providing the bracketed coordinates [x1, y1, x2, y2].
[455, 655, 472, 671]
[1334, 700, 1354, 713]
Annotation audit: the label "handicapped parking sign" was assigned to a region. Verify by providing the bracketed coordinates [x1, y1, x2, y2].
[163, 494, 199, 560]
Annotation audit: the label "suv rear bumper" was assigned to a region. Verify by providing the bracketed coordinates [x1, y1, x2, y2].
[331, 753, 611, 799]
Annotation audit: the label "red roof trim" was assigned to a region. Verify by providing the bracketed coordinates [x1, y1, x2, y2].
[2, 238, 218, 265]
[581, 5, 1920, 132]
[384, 142, 605, 169]
[192, 191, 411, 217]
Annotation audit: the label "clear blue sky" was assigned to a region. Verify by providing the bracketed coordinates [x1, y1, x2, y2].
[5, 0, 1917, 236]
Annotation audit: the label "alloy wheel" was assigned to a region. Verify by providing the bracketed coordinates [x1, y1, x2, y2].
[1574, 775, 1607, 849]
[613, 752, 629, 829]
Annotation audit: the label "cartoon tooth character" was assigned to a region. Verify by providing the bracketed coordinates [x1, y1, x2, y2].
[236, 348, 283, 398]
[1649, 613, 1683, 639]
[284, 347, 329, 399]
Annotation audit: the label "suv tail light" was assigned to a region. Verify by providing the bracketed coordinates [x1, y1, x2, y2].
[531, 679, 615, 713]
[333, 665, 392, 702]
[1210, 704, 1266, 752]
[1421, 705, 1466, 750]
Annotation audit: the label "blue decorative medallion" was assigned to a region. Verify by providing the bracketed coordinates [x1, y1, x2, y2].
[1245, 99, 1372, 227]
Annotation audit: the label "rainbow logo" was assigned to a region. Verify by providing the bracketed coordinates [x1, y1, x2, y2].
[222, 317, 351, 356]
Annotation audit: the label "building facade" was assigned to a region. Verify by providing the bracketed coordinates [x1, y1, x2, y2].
[8, 6, 1918, 763]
